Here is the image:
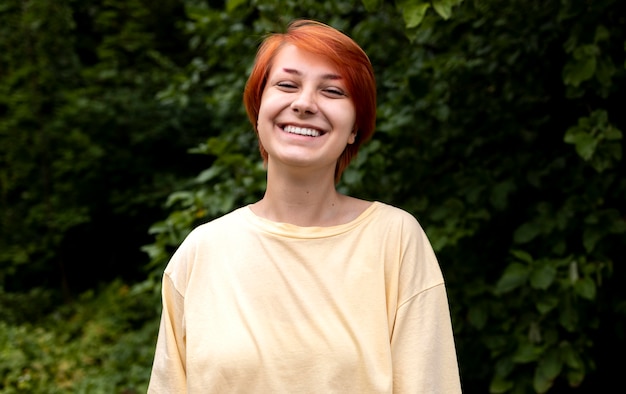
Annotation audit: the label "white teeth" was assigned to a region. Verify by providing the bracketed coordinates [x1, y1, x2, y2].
[284, 125, 321, 137]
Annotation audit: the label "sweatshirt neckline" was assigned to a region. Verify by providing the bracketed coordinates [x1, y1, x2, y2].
[241, 201, 382, 238]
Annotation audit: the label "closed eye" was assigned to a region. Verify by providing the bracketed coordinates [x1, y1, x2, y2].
[323, 87, 347, 97]
[274, 80, 347, 98]
[276, 81, 297, 90]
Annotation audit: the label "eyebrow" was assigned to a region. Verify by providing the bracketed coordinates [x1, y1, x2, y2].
[281, 67, 343, 80]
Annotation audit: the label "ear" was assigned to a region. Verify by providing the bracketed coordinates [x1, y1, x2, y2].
[348, 132, 356, 144]
[348, 125, 357, 144]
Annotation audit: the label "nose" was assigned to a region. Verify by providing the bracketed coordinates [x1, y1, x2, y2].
[290, 89, 318, 115]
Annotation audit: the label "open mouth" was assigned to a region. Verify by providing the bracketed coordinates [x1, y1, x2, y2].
[282, 125, 323, 137]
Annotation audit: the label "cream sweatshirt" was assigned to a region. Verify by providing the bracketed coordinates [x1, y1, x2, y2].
[148, 202, 462, 393]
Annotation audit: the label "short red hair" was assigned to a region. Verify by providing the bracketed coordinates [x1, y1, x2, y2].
[243, 19, 377, 183]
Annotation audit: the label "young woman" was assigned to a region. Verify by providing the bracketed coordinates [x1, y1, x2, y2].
[148, 19, 462, 393]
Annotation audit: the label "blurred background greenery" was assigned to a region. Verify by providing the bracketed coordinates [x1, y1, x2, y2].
[1, 0, 624, 392]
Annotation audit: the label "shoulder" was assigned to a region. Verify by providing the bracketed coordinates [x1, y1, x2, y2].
[370, 202, 424, 232]
[186, 207, 248, 241]
[372, 204, 445, 297]
[353, 202, 433, 254]
[163, 207, 249, 283]
[167, 207, 248, 263]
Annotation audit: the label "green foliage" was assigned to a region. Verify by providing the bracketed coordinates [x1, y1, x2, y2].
[0, 0, 88, 285]
[0, 0, 206, 293]
[564, 110, 622, 173]
[0, 281, 158, 393]
[397, 0, 431, 28]
[490, 252, 608, 392]
[141, 0, 625, 392]
[395, 0, 463, 29]
[0, 0, 623, 392]
[142, 135, 267, 272]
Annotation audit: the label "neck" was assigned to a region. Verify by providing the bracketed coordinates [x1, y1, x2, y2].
[253, 162, 349, 226]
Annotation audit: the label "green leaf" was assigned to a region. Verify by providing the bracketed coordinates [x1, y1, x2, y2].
[490, 180, 516, 210]
[361, 0, 382, 12]
[564, 128, 597, 160]
[536, 295, 559, 315]
[513, 221, 541, 244]
[595, 56, 616, 88]
[562, 45, 598, 87]
[602, 123, 623, 140]
[496, 263, 529, 293]
[512, 342, 540, 363]
[567, 368, 586, 387]
[226, 0, 247, 13]
[468, 304, 488, 329]
[582, 227, 603, 253]
[568, 261, 579, 283]
[533, 349, 562, 393]
[432, 0, 461, 19]
[195, 166, 222, 183]
[559, 304, 578, 332]
[574, 277, 596, 300]
[540, 349, 563, 380]
[564, 110, 623, 172]
[398, 0, 430, 28]
[530, 263, 557, 290]
[594, 25, 610, 43]
[510, 249, 533, 264]
[560, 342, 583, 369]
[489, 375, 514, 394]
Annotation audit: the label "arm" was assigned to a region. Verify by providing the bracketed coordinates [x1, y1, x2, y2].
[147, 273, 187, 393]
[388, 211, 462, 393]
[390, 283, 462, 393]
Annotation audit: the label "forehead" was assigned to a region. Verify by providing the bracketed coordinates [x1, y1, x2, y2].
[269, 44, 342, 78]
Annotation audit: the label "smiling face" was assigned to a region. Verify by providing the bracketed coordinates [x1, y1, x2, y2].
[256, 44, 357, 177]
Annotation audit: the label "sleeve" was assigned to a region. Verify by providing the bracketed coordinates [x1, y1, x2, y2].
[390, 284, 462, 393]
[389, 213, 462, 393]
[147, 272, 187, 393]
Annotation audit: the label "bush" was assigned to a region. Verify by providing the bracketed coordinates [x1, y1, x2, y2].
[0, 281, 158, 393]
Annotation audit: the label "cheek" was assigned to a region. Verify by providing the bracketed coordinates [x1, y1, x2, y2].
[256, 106, 272, 133]
[342, 99, 357, 123]
[257, 98, 269, 120]
[257, 97, 281, 127]
[256, 117, 272, 140]
[256, 103, 277, 141]
[340, 105, 357, 130]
